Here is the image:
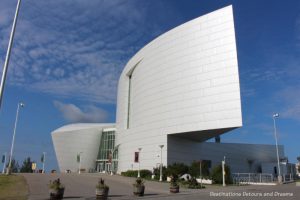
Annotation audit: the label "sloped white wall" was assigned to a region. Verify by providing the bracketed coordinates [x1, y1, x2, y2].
[116, 5, 242, 172]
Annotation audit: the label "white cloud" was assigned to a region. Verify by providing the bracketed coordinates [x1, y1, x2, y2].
[53, 100, 108, 123]
[275, 86, 300, 122]
[0, 0, 164, 104]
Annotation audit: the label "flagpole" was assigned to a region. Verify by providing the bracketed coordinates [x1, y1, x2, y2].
[0, 0, 22, 108]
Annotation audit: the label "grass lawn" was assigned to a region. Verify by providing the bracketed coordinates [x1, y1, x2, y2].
[0, 175, 28, 200]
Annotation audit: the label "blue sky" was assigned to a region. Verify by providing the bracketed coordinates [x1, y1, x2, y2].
[0, 0, 299, 171]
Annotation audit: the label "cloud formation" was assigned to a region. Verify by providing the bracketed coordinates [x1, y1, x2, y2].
[0, 0, 163, 104]
[53, 100, 108, 123]
[275, 86, 300, 122]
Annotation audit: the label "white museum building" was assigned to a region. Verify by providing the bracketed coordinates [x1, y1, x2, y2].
[52, 6, 293, 177]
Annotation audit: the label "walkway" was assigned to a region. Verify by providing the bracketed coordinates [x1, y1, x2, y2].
[22, 173, 300, 200]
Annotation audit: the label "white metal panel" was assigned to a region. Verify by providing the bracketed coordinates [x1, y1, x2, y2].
[52, 123, 115, 172]
[116, 5, 242, 172]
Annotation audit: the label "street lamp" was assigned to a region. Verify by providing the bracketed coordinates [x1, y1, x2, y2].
[199, 160, 202, 188]
[159, 145, 164, 182]
[2, 152, 7, 174]
[78, 152, 83, 174]
[138, 148, 142, 178]
[272, 113, 282, 183]
[7, 102, 24, 174]
[222, 156, 226, 187]
[41, 152, 46, 174]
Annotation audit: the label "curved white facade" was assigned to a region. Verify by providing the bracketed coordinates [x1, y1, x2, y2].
[51, 123, 114, 172]
[116, 5, 242, 172]
[52, 6, 289, 176]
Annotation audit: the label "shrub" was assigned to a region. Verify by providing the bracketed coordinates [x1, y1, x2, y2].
[178, 177, 205, 189]
[153, 166, 167, 181]
[49, 178, 64, 190]
[20, 157, 33, 173]
[96, 178, 109, 189]
[140, 169, 152, 178]
[170, 174, 179, 187]
[121, 169, 152, 178]
[121, 170, 137, 177]
[188, 160, 210, 178]
[211, 164, 232, 184]
[166, 163, 189, 177]
[188, 177, 205, 189]
[133, 177, 144, 186]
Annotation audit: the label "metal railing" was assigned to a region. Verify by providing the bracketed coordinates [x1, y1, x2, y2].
[232, 173, 274, 185]
[283, 174, 294, 182]
[233, 173, 296, 185]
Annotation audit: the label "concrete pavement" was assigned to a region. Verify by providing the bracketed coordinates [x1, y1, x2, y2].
[21, 173, 300, 200]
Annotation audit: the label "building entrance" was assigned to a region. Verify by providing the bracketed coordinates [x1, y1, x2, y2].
[96, 128, 118, 173]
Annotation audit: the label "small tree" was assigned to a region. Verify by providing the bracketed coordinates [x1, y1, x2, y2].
[153, 166, 167, 181]
[166, 163, 189, 177]
[20, 157, 33, 173]
[6, 158, 19, 173]
[189, 160, 210, 178]
[211, 164, 232, 184]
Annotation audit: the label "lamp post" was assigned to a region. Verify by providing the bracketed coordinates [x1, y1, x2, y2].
[78, 152, 83, 174]
[2, 152, 7, 174]
[138, 148, 142, 178]
[7, 102, 25, 174]
[222, 156, 226, 187]
[42, 152, 46, 174]
[272, 113, 282, 183]
[200, 160, 202, 188]
[0, 0, 22, 109]
[159, 145, 164, 181]
[290, 163, 293, 181]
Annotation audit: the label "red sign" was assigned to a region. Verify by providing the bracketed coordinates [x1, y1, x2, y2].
[134, 152, 139, 163]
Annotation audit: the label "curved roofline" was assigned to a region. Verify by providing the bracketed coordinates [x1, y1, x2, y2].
[52, 123, 115, 133]
[121, 5, 233, 76]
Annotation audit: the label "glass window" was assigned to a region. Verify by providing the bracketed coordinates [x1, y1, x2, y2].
[97, 130, 117, 161]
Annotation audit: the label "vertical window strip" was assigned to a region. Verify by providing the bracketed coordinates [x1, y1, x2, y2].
[97, 130, 117, 161]
[127, 75, 132, 129]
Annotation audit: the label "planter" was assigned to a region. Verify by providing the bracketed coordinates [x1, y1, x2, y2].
[170, 185, 179, 193]
[133, 185, 145, 196]
[49, 188, 65, 200]
[96, 187, 109, 200]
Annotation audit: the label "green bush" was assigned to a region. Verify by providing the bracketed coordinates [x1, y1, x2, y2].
[140, 169, 152, 178]
[121, 161, 214, 183]
[188, 177, 205, 189]
[20, 157, 33, 173]
[211, 164, 232, 184]
[188, 160, 210, 178]
[166, 163, 189, 177]
[121, 170, 137, 177]
[178, 178, 205, 189]
[121, 169, 152, 178]
[153, 166, 167, 181]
